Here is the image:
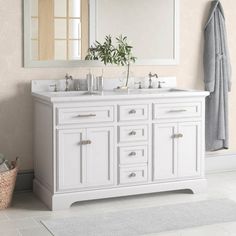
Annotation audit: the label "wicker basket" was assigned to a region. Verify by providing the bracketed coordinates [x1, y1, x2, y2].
[0, 158, 19, 210]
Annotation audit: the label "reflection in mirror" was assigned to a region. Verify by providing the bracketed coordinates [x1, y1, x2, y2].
[24, 0, 178, 67]
[30, 0, 88, 61]
[91, 0, 175, 61]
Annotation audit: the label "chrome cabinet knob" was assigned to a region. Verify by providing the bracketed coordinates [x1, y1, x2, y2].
[129, 172, 136, 178]
[129, 109, 136, 114]
[129, 152, 136, 156]
[129, 131, 137, 136]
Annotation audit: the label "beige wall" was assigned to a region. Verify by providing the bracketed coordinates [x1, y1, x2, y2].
[0, 0, 235, 171]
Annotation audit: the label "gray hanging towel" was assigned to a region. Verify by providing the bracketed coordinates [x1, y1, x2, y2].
[204, 0, 232, 151]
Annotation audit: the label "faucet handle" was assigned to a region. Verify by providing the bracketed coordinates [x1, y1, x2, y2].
[134, 82, 142, 89]
[158, 81, 166, 89]
[49, 84, 58, 92]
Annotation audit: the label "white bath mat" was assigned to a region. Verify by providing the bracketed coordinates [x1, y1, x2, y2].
[41, 199, 236, 236]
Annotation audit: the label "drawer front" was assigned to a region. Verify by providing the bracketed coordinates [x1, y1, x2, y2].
[57, 106, 114, 125]
[119, 166, 148, 185]
[118, 104, 148, 122]
[119, 145, 148, 165]
[153, 102, 201, 120]
[118, 125, 148, 143]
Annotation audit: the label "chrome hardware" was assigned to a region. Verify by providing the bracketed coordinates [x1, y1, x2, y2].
[77, 114, 96, 118]
[129, 152, 137, 156]
[129, 109, 137, 114]
[49, 84, 58, 92]
[65, 73, 73, 91]
[79, 140, 92, 145]
[129, 172, 136, 178]
[129, 131, 137, 136]
[157, 81, 166, 89]
[172, 134, 184, 139]
[172, 134, 178, 139]
[148, 72, 158, 89]
[168, 109, 187, 113]
[135, 82, 142, 89]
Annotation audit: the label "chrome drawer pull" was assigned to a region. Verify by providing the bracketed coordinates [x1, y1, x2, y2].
[129, 172, 136, 178]
[168, 109, 187, 113]
[79, 140, 92, 145]
[129, 131, 137, 136]
[129, 152, 137, 156]
[129, 109, 136, 114]
[172, 134, 184, 139]
[77, 114, 96, 118]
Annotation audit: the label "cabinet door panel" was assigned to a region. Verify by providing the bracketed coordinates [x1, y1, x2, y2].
[57, 129, 86, 191]
[153, 123, 177, 180]
[86, 127, 114, 187]
[178, 122, 201, 177]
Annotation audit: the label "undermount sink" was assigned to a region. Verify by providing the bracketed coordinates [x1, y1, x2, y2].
[128, 88, 187, 94]
[47, 91, 101, 96]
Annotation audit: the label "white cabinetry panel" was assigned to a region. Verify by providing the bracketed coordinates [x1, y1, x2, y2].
[57, 106, 114, 125]
[178, 122, 201, 177]
[119, 145, 148, 165]
[118, 104, 148, 122]
[57, 129, 86, 191]
[119, 165, 148, 185]
[118, 125, 148, 143]
[153, 123, 177, 180]
[86, 127, 114, 187]
[153, 102, 201, 120]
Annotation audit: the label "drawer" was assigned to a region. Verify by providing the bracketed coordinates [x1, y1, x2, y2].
[119, 145, 148, 165]
[118, 104, 148, 122]
[119, 165, 148, 185]
[56, 106, 114, 125]
[153, 102, 201, 120]
[118, 125, 148, 143]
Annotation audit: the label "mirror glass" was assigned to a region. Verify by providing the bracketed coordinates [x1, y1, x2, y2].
[24, 0, 178, 67]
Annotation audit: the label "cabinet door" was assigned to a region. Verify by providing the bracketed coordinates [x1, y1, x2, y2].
[86, 127, 114, 187]
[178, 122, 201, 177]
[153, 123, 178, 181]
[57, 129, 86, 191]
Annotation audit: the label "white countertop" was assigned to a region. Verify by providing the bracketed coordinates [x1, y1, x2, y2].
[32, 88, 210, 103]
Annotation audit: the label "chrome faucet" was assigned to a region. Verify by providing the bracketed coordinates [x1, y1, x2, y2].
[148, 72, 158, 89]
[65, 73, 73, 91]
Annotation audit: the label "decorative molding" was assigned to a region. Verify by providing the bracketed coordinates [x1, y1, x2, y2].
[206, 152, 236, 173]
[15, 170, 34, 192]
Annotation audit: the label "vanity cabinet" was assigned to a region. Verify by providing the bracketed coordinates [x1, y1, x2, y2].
[57, 127, 114, 191]
[32, 90, 208, 210]
[153, 121, 201, 181]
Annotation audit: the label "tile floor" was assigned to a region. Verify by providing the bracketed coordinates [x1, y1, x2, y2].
[2, 171, 236, 235]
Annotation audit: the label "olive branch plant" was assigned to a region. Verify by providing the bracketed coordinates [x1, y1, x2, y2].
[85, 35, 136, 88]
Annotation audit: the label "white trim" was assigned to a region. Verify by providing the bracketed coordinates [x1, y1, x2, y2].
[24, 0, 179, 68]
[206, 152, 236, 173]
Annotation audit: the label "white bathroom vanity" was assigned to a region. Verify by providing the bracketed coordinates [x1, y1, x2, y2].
[32, 80, 209, 210]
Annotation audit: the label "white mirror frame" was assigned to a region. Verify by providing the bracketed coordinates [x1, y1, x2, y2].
[23, 0, 179, 68]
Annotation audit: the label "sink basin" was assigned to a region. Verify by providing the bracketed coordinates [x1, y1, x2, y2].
[126, 88, 188, 94]
[47, 91, 102, 96]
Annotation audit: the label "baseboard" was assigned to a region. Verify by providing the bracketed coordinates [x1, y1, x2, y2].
[15, 170, 34, 192]
[206, 152, 236, 173]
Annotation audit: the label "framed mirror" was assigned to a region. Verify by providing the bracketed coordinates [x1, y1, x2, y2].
[23, 0, 179, 67]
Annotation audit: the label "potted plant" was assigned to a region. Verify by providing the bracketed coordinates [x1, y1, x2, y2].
[85, 35, 136, 89]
